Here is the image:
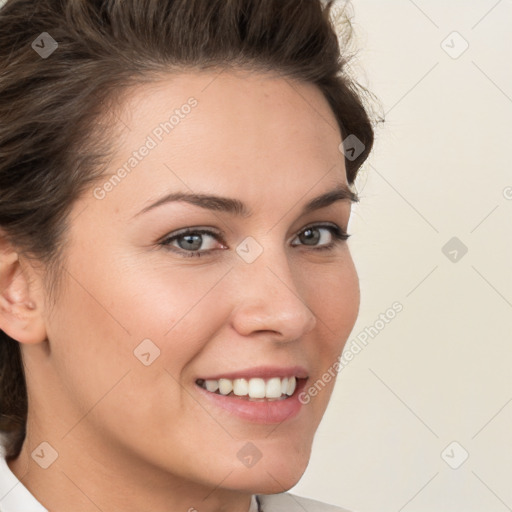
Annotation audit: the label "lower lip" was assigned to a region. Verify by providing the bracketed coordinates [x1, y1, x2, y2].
[195, 379, 307, 424]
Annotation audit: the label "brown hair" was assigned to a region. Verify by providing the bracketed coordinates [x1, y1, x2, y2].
[0, 0, 378, 461]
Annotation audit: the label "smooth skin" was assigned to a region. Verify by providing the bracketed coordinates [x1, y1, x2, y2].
[0, 69, 360, 512]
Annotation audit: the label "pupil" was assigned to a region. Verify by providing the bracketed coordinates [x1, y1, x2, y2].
[180, 234, 202, 250]
[301, 228, 319, 245]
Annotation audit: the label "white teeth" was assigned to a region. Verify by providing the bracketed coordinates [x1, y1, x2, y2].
[281, 377, 289, 395]
[218, 378, 233, 395]
[266, 377, 283, 398]
[233, 378, 248, 396]
[200, 376, 299, 399]
[287, 377, 296, 396]
[205, 380, 219, 393]
[248, 378, 266, 398]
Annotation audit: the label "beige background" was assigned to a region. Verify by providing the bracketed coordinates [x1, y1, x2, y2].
[291, 1, 512, 511]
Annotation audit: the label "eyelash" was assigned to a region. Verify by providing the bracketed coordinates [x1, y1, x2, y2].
[159, 223, 351, 258]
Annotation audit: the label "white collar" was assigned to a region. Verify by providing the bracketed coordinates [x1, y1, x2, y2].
[0, 448, 48, 512]
[249, 494, 260, 512]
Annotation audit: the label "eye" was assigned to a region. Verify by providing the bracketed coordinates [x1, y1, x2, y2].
[159, 228, 226, 257]
[290, 223, 350, 250]
[159, 223, 350, 258]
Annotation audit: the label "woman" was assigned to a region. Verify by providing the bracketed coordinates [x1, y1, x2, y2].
[0, 0, 375, 510]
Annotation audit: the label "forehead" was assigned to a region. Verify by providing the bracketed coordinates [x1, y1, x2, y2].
[92, 69, 348, 213]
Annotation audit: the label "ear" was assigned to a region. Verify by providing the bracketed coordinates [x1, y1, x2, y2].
[0, 234, 47, 345]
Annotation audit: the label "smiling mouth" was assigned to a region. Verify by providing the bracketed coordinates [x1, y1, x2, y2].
[195, 376, 303, 401]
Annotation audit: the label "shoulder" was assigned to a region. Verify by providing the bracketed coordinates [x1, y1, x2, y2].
[257, 492, 355, 512]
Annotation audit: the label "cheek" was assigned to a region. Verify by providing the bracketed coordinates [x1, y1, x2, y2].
[43, 258, 233, 452]
[116, 261, 234, 360]
[291, 252, 359, 413]
[306, 253, 360, 351]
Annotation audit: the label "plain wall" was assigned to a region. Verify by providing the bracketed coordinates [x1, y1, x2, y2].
[291, 1, 512, 511]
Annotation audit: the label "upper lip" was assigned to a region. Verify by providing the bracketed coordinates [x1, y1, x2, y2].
[197, 365, 309, 381]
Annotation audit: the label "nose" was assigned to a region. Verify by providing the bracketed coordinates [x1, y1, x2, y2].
[230, 248, 317, 342]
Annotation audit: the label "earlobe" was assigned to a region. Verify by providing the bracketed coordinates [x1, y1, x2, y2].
[0, 242, 47, 345]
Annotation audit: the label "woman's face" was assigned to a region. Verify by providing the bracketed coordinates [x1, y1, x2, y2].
[29, 70, 360, 495]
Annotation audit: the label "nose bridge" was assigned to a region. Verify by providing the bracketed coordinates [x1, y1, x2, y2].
[231, 239, 317, 339]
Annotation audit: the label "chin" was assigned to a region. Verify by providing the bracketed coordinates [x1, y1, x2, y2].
[223, 446, 311, 494]
[228, 468, 308, 495]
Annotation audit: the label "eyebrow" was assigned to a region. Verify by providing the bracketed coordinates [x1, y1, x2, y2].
[133, 184, 359, 219]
